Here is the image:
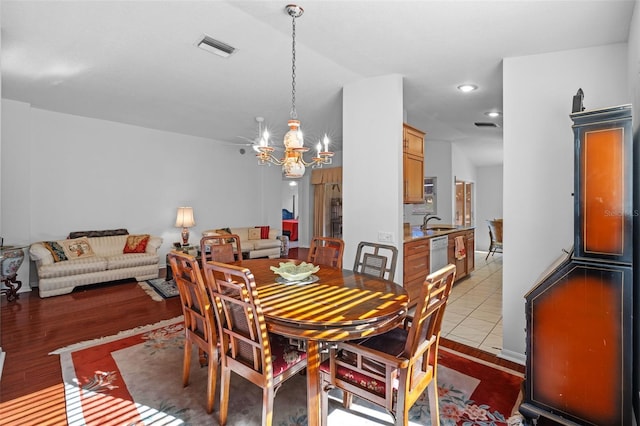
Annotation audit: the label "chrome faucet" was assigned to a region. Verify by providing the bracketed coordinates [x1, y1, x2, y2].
[422, 215, 441, 230]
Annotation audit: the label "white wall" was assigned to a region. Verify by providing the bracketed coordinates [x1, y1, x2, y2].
[503, 43, 629, 362]
[2, 100, 283, 288]
[475, 165, 503, 251]
[343, 74, 404, 282]
[1, 100, 32, 287]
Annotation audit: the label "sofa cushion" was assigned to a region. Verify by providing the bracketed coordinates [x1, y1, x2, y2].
[248, 228, 261, 240]
[215, 227, 236, 243]
[253, 239, 281, 250]
[256, 225, 270, 239]
[37, 256, 108, 279]
[69, 229, 129, 239]
[229, 227, 249, 241]
[59, 237, 96, 260]
[41, 241, 68, 262]
[123, 234, 150, 253]
[107, 253, 159, 270]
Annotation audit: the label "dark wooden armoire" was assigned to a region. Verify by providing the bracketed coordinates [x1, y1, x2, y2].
[520, 104, 638, 425]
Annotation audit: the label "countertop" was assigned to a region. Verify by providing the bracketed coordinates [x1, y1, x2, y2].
[404, 225, 475, 243]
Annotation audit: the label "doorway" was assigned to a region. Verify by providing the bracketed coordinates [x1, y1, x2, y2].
[455, 179, 474, 227]
[282, 180, 299, 247]
[327, 184, 342, 238]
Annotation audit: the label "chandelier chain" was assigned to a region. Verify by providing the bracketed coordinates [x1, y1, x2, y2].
[290, 14, 297, 119]
[256, 4, 333, 178]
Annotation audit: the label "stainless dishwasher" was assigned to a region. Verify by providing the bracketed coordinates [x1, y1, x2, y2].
[429, 235, 449, 274]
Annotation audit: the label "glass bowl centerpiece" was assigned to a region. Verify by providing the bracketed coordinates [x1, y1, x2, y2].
[270, 261, 319, 282]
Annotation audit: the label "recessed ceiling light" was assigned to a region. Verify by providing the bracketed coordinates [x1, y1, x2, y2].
[485, 111, 502, 118]
[457, 84, 478, 93]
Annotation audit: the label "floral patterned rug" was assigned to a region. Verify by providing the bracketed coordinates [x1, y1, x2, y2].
[52, 317, 524, 425]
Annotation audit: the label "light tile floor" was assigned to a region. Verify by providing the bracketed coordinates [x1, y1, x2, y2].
[442, 251, 503, 355]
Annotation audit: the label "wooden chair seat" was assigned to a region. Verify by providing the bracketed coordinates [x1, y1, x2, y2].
[308, 236, 345, 269]
[320, 264, 456, 426]
[167, 251, 219, 414]
[486, 219, 503, 260]
[200, 234, 242, 264]
[203, 261, 308, 426]
[353, 241, 399, 281]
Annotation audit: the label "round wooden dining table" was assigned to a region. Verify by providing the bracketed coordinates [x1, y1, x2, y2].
[231, 258, 409, 426]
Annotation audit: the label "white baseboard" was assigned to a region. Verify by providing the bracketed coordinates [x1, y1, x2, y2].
[499, 348, 526, 365]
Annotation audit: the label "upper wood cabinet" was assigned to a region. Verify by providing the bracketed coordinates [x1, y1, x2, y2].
[403, 124, 425, 203]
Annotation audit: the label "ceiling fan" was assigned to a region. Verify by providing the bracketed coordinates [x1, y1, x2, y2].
[235, 116, 280, 152]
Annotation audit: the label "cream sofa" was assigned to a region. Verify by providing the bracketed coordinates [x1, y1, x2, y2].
[202, 227, 284, 259]
[29, 230, 162, 298]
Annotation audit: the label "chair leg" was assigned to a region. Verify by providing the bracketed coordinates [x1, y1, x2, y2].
[427, 380, 440, 426]
[206, 352, 217, 414]
[320, 382, 329, 426]
[342, 391, 353, 409]
[395, 378, 410, 426]
[182, 341, 192, 387]
[485, 245, 493, 260]
[262, 387, 275, 426]
[219, 368, 231, 425]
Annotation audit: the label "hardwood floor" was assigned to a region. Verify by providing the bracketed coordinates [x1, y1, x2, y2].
[0, 248, 525, 425]
[0, 279, 183, 425]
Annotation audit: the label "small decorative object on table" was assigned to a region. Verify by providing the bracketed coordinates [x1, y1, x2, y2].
[270, 261, 319, 283]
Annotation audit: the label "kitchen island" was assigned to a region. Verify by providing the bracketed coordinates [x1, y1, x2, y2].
[403, 225, 475, 305]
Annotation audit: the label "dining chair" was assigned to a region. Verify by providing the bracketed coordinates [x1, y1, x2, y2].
[308, 236, 345, 269]
[167, 251, 219, 414]
[200, 234, 242, 264]
[352, 241, 398, 281]
[486, 218, 503, 260]
[320, 263, 456, 426]
[202, 261, 308, 426]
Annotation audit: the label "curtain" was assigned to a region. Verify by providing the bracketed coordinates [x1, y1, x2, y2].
[311, 167, 342, 237]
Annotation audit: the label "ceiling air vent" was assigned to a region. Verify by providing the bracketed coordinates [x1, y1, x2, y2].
[474, 122, 501, 128]
[197, 34, 236, 58]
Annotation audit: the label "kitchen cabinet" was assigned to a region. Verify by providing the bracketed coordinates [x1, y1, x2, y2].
[447, 229, 475, 281]
[465, 230, 475, 275]
[403, 124, 425, 203]
[403, 228, 474, 306]
[403, 239, 429, 304]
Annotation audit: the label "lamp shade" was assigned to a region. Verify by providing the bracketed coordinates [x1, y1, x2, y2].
[175, 207, 195, 228]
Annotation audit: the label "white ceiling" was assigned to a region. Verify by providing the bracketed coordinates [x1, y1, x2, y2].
[1, 1, 635, 167]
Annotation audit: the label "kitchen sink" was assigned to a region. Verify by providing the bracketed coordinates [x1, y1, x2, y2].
[426, 225, 458, 231]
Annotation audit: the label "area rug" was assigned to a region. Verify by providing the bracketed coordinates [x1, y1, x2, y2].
[139, 278, 179, 301]
[52, 317, 524, 426]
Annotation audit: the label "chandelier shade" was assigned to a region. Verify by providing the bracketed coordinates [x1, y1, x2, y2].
[256, 4, 333, 178]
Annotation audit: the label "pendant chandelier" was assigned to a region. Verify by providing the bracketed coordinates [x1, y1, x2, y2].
[256, 4, 333, 178]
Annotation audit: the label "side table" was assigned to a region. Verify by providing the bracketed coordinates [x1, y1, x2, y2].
[166, 246, 200, 281]
[1, 244, 28, 302]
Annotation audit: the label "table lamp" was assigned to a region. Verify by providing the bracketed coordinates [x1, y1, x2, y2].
[175, 207, 195, 246]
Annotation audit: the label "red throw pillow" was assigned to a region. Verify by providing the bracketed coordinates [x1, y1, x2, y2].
[123, 234, 150, 253]
[256, 226, 270, 239]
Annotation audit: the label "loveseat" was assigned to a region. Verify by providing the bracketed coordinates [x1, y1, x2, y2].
[202, 226, 285, 259]
[29, 229, 162, 298]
